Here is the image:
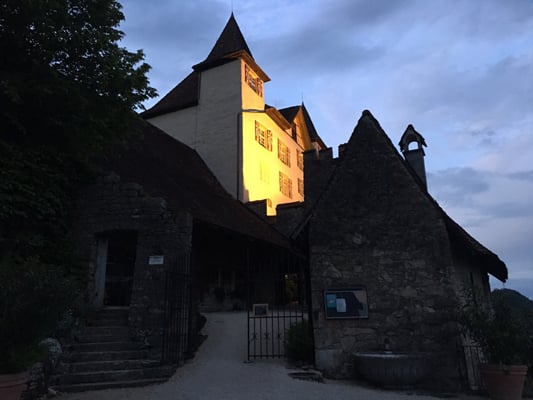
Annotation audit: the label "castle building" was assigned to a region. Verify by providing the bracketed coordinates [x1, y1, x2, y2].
[62, 13, 509, 393]
[142, 14, 326, 215]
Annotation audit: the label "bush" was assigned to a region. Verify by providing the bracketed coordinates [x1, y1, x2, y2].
[461, 293, 531, 365]
[0, 256, 76, 373]
[286, 320, 314, 364]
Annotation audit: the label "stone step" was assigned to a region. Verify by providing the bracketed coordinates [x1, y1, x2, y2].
[67, 359, 160, 373]
[87, 308, 129, 325]
[63, 349, 148, 362]
[92, 307, 129, 318]
[54, 377, 168, 393]
[76, 332, 130, 343]
[87, 317, 128, 327]
[83, 326, 130, 336]
[55, 365, 174, 385]
[69, 341, 139, 353]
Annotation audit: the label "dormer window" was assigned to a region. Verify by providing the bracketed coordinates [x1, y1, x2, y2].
[245, 65, 263, 97]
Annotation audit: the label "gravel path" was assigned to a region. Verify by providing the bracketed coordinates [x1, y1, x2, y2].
[58, 312, 485, 400]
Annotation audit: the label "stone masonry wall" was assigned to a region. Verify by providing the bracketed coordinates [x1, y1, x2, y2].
[75, 172, 193, 357]
[308, 113, 462, 389]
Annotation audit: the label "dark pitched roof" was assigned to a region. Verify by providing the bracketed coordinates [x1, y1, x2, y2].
[279, 105, 300, 122]
[305, 110, 508, 282]
[193, 13, 253, 71]
[301, 103, 327, 149]
[103, 119, 291, 248]
[279, 104, 328, 149]
[141, 72, 199, 119]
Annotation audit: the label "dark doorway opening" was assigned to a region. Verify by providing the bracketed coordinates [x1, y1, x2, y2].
[105, 231, 137, 306]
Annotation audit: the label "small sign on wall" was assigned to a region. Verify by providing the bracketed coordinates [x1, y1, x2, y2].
[148, 255, 164, 265]
[252, 303, 269, 316]
[324, 287, 369, 319]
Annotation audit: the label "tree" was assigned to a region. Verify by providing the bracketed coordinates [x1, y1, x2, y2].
[0, 0, 156, 257]
[0, 1, 157, 369]
[0, 0, 156, 156]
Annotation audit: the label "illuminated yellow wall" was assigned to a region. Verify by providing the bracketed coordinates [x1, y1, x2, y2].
[148, 57, 313, 215]
[241, 117, 305, 215]
[240, 60, 306, 215]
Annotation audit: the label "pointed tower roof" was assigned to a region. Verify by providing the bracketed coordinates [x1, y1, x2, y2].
[203, 13, 253, 63]
[192, 14, 269, 80]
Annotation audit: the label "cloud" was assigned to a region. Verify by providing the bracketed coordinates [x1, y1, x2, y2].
[429, 167, 533, 298]
[116, 0, 533, 298]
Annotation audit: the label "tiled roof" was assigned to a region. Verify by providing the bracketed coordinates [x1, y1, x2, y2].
[278, 106, 300, 122]
[103, 119, 291, 248]
[193, 13, 253, 72]
[141, 72, 199, 119]
[279, 104, 328, 149]
[301, 103, 327, 149]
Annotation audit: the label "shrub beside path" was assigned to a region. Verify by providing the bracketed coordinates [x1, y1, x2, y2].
[58, 312, 486, 400]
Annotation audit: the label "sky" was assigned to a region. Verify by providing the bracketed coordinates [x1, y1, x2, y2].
[118, 0, 533, 299]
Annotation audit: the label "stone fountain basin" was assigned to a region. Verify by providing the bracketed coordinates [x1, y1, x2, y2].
[353, 351, 433, 389]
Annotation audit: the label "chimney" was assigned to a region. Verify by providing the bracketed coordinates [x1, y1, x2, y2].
[399, 125, 427, 190]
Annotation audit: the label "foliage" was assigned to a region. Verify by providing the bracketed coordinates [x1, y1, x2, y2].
[0, 256, 77, 373]
[0, 0, 156, 158]
[461, 291, 531, 365]
[0, 0, 156, 372]
[286, 320, 314, 364]
[491, 289, 533, 318]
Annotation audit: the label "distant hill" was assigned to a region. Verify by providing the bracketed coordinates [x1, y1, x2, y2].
[491, 289, 533, 334]
[491, 288, 533, 314]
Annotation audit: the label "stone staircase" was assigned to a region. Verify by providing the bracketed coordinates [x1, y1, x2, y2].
[52, 307, 173, 392]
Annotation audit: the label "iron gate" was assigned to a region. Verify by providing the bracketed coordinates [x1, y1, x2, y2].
[246, 249, 311, 359]
[459, 344, 486, 391]
[161, 253, 191, 364]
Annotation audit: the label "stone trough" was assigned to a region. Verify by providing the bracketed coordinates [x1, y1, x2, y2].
[352, 351, 433, 389]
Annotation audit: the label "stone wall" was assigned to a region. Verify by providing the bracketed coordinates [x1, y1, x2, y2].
[308, 114, 463, 389]
[274, 202, 305, 237]
[75, 172, 193, 355]
[303, 148, 336, 209]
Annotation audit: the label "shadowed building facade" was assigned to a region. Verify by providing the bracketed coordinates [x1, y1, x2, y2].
[298, 111, 507, 389]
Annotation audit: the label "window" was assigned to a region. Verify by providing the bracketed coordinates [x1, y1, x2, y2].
[297, 152, 304, 170]
[259, 162, 270, 183]
[278, 139, 291, 166]
[245, 65, 263, 96]
[255, 121, 272, 150]
[298, 178, 304, 196]
[279, 172, 292, 198]
[293, 122, 304, 146]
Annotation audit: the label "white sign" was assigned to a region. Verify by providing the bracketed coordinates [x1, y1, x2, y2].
[148, 255, 165, 265]
[336, 298, 347, 313]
